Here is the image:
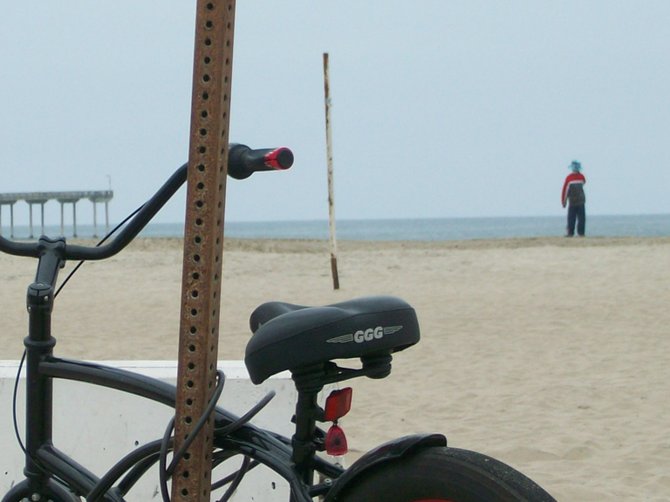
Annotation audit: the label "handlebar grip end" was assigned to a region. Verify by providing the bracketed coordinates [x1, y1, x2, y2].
[227, 144, 294, 180]
[264, 147, 294, 170]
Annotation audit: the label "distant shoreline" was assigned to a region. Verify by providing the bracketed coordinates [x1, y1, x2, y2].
[60, 234, 670, 255]
[4, 213, 670, 242]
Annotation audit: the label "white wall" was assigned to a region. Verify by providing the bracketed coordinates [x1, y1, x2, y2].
[0, 360, 297, 501]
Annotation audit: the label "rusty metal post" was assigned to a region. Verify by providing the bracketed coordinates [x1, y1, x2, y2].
[323, 53, 340, 290]
[172, 1, 236, 500]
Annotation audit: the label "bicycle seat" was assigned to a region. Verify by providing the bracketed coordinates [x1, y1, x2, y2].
[244, 296, 420, 384]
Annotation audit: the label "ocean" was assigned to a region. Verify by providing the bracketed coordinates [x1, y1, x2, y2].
[3, 214, 670, 242]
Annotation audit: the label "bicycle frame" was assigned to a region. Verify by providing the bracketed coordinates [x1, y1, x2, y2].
[15, 360, 334, 501]
[3, 160, 451, 502]
[6, 239, 345, 502]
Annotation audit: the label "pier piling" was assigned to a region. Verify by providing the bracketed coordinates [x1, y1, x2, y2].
[0, 190, 113, 238]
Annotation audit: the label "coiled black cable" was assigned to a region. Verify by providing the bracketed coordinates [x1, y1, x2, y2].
[158, 369, 225, 501]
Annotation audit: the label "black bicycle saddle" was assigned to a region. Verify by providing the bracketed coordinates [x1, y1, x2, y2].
[244, 296, 420, 384]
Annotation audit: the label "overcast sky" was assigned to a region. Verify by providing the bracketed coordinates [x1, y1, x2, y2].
[1, 1, 669, 226]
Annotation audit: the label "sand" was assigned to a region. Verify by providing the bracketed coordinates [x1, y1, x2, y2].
[1, 236, 669, 500]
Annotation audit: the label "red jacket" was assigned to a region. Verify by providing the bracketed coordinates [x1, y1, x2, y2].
[561, 172, 586, 206]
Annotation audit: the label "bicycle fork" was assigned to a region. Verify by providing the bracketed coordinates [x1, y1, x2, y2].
[19, 240, 65, 498]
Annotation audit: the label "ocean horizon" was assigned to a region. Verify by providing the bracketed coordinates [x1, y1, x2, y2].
[2, 214, 670, 242]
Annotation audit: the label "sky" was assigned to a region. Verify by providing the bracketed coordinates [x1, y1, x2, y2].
[1, 1, 670, 226]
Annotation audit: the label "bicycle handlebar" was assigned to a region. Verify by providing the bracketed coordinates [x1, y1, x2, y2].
[0, 145, 293, 261]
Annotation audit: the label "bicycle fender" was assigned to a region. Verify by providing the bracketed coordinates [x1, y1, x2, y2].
[323, 433, 447, 501]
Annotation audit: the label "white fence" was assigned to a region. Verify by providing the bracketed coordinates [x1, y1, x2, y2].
[0, 360, 297, 501]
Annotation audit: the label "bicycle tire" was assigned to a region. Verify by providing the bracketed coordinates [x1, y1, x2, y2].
[334, 446, 556, 502]
[1, 477, 82, 502]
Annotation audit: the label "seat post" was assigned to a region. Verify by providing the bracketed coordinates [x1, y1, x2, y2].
[291, 389, 320, 484]
[290, 364, 327, 485]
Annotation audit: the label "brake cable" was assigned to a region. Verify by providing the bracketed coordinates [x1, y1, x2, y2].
[54, 204, 144, 298]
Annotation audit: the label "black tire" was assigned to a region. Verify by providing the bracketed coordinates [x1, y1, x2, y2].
[336, 446, 556, 502]
[1, 478, 81, 502]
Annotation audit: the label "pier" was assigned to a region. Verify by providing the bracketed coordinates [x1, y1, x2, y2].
[0, 190, 113, 238]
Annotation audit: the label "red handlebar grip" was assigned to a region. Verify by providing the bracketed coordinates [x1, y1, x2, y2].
[263, 147, 294, 170]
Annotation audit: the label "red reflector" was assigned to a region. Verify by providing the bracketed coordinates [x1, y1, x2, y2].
[324, 387, 352, 422]
[325, 424, 348, 456]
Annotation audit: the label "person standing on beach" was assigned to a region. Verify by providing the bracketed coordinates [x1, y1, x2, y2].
[561, 160, 586, 237]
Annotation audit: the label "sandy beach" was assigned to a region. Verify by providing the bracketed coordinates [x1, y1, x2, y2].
[1, 236, 669, 500]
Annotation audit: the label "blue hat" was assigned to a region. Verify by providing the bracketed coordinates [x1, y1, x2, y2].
[569, 160, 582, 172]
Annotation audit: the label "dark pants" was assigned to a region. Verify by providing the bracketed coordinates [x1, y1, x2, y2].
[567, 204, 586, 236]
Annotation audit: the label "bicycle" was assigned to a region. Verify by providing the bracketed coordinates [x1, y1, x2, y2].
[1, 145, 556, 501]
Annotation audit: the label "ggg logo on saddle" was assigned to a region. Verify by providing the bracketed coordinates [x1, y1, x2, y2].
[327, 325, 404, 344]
